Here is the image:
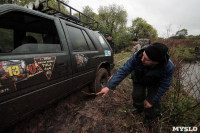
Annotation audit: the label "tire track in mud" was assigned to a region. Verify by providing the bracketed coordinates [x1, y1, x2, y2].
[6, 86, 94, 133]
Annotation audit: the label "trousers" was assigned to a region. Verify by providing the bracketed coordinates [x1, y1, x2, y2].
[132, 83, 160, 119]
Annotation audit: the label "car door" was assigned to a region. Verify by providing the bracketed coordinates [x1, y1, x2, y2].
[61, 21, 98, 89]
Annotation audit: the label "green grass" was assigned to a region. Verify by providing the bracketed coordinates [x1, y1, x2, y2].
[114, 51, 132, 71]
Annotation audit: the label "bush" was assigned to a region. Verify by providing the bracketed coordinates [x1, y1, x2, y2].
[170, 47, 195, 61]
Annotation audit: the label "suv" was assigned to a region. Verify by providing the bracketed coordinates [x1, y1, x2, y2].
[138, 38, 150, 46]
[0, 0, 114, 131]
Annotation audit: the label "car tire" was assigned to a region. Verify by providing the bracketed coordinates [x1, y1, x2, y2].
[90, 68, 109, 93]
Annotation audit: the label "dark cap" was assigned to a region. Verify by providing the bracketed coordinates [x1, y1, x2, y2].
[108, 33, 112, 37]
[145, 42, 168, 62]
[133, 38, 138, 41]
[105, 33, 112, 37]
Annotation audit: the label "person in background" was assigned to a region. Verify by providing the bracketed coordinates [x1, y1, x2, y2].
[131, 38, 141, 53]
[133, 38, 138, 45]
[107, 34, 115, 53]
[97, 42, 174, 125]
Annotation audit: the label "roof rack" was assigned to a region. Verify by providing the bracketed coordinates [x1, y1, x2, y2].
[39, 0, 99, 30]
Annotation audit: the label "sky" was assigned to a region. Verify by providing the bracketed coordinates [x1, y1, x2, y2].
[68, 0, 200, 38]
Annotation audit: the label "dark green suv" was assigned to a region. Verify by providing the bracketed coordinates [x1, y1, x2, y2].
[0, 0, 114, 131]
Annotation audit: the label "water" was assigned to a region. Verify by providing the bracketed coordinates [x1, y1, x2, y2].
[181, 61, 200, 101]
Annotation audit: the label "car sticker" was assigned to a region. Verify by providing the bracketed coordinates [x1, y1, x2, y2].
[0, 82, 18, 96]
[26, 62, 43, 77]
[0, 60, 27, 83]
[0, 57, 56, 95]
[0, 60, 27, 95]
[75, 54, 88, 67]
[104, 50, 111, 56]
[0, 88, 10, 95]
[0, 62, 2, 68]
[34, 56, 56, 80]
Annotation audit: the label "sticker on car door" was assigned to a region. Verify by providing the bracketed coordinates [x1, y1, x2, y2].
[0, 60, 27, 95]
[0, 60, 27, 84]
[104, 50, 111, 56]
[75, 54, 88, 67]
[0, 57, 56, 95]
[34, 56, 56, 80]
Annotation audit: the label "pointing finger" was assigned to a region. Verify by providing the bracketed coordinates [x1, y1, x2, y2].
[96, 91, 103, 95]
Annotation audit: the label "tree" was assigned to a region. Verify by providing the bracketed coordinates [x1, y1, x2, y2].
[129, 17, 158, 41]
[176, 29, 188, 39]
[96, 4, 128, 52]
[82, 6, 96, 18]
[71, 5, 98, 29]
[97, 4, 127, 35]
[114, 26, 132, 53]
[81, 6, 98, 29]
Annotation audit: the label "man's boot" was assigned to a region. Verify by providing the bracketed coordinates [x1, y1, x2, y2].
[132, 102, 144, 114]
[132, 108, 143, 114]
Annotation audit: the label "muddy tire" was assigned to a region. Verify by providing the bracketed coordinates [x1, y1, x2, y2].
[90, 68, 109, 93]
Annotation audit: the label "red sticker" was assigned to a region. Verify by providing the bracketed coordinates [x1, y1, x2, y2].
[0, 62, 2, 68]
[34, 56, 56, 80]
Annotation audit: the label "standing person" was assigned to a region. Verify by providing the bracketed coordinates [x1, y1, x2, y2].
[131, 38, 141, 53]
[96, 42, 174, 125]
[107, 34, 115, 53]
[132, 37, 138, 45]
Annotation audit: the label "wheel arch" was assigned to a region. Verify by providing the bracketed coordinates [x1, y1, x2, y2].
[96, 62, 111, 76]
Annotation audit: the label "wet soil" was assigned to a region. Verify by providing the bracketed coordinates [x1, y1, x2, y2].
[5, 81, 161, 133]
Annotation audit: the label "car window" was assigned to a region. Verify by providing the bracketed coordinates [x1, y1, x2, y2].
[67, 26, 89, 51]
[0, 28, 14, 53]
[94, 32, 109, 49]
[82, 30, 96, 51]
[0, 11, 62, 54]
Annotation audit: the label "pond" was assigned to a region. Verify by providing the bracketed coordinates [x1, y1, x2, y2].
[181, 61, 200, 101]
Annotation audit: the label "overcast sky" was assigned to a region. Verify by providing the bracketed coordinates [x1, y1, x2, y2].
[69, 0, 200, 37]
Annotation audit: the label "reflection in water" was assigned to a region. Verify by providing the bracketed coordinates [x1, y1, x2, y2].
[181, 61, 200, 101]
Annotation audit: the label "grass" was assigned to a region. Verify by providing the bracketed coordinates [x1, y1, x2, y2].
[114, 51, 132, 71]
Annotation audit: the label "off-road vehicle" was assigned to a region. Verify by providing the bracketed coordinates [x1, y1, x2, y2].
[0, 0, 114, 131]
[138, 38, 150, 46]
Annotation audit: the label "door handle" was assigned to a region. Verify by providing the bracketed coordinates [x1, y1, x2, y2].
[58, 63, 67, 66]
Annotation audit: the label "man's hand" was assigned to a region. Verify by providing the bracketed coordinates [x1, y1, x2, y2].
[144, 100, 152, 108]
[96, 87, 110, 97]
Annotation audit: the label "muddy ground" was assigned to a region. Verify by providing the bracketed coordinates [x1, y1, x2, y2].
[5, 78, 162, 133]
